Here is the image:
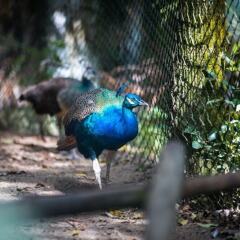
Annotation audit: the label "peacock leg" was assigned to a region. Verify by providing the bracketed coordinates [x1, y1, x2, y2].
[38, 116, 46, 141]
[56, 113, 64, 138]
[105, 151, 116, 183]
[67, 148, 81, 160]
[106, 159, 111, 184]
[93, 158, 102, 189]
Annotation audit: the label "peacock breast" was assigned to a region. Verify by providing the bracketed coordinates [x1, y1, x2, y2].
[84, 106, 139, 148]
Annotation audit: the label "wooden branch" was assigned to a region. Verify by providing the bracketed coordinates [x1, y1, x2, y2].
[183, 172, 240, 198]
[0, 185, 146, 222]
[1, 162, 240, 221]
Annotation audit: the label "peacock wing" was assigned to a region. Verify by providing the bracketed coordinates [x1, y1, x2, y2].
[63, 88, 103, 128]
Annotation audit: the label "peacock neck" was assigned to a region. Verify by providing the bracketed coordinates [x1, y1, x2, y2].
[121, 105, 137, 125]
[122, 105, 132, 116]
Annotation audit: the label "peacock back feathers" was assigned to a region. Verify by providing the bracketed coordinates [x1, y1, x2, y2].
[57, 78, 96, 112]
[63, 88, 124, 128]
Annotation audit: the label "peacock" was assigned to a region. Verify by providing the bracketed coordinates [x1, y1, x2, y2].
[58, 86, 148, 189]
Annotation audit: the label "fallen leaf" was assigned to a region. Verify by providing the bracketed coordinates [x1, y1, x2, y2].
[71, 230, 80, 237]
[79, 226, 85, 231]
[76, 172, 87, 178]
[1, 138, 14, 145]
[106, 210, 125, 218]
[191, 213, 197, 220]
[182, 205, 190, 211]
[197, 223, 218, 228]
[132, 212, 144, 220]
[178, 218, 188, 226]
[35, 182, 45, 188]
[41, 164, 48, 169]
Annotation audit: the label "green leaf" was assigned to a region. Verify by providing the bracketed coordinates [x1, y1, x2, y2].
[222, 80, 229, 89]
[221, 125, 228, 133]
[202, 69, 217, 79]
[184, 126, 198, 135]
[208, 132, 217, 141]
[222, 53, 235, 65]
[236, 104, 240, 112]
[232, 43, 240, 55]
[197, 223, 218, 228]
[206, 98, 223, 106]
[230, 120, 240, 124]
[225, 99, 235, 107]
[178, 218, 188, 226]
[192, 141, 203, 149]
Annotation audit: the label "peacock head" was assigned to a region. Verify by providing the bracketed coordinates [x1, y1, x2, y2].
[123, 93, 148, 109]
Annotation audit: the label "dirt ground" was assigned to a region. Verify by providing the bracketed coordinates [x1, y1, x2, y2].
[0, 132, 234, 240]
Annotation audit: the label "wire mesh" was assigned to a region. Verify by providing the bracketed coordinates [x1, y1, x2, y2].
[79, 0, 240, 208]
[79, 0, 240, 172]
[80, 0, 180, 164]
[0, 0, 240, 209]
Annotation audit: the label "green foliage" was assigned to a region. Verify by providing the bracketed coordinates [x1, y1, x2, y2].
[15, 39, 65, 86]
[0, 37, 65, 134]
[0, 107, 59, 136]
[188, 43, 240, 175]
[130, 107, 169, 163]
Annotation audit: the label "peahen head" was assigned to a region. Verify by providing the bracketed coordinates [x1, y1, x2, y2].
[123, 93, 148, 109]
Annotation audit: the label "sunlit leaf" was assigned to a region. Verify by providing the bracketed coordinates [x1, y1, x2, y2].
[202, 69, 217, 79]
[225, 99, 235, 107]
[236, 104, 240, 112]
[0, 138, 14, 145]
[184, 126, 198, 135]
[71, 230, 80, 237]
[178, 218, 188, 226]
[197, 223, 218, 228]
[208, 132, 217, 141]
[191, 213, 197, 220]
[76, 172, 87, 178]
[192, 141, 203, 149]
[206, 98, 223, 105]
[221, 125, 228, 133]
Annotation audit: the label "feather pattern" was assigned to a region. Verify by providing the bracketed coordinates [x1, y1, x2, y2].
[57, 78, 96, 112]
[62, 88, 141, 159]
[63, 88, 122, 128]
[19, 77, 96, 116]
[60, 87, 147, 188]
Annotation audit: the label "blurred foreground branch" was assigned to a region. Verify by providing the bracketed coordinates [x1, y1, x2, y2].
[183, 172, 240, 198]
[146, 142, 185, 240]
[1, 166, 240, 221]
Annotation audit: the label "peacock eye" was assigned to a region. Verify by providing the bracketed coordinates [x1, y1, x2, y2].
[127, 97, 135, 105]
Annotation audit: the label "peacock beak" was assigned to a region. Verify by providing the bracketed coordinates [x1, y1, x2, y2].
[139, 99, 149, 107]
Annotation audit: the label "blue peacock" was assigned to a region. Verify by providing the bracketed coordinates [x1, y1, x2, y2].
[58, 86, 148, 189]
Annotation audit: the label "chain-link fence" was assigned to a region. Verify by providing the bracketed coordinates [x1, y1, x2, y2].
[79, 0, 240, 208]
[77, 0, 240, 175]
[0, 0, 240, 209]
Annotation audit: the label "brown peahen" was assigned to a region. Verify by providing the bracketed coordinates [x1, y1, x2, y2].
[19, 69, 97, 137]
